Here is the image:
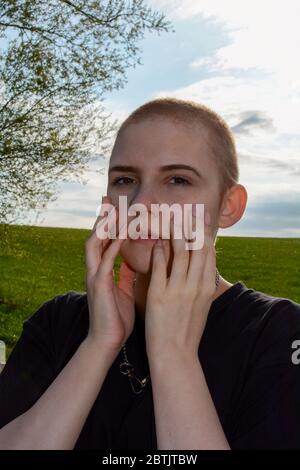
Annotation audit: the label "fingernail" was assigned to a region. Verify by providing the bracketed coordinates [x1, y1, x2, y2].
[205, 211, 211, 226]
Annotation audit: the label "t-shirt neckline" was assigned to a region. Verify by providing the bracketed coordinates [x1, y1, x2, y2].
[208, 280, 249, 317]
[134, 280, 249, 328]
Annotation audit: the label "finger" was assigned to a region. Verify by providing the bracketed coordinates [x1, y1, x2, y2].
[85, 196, 117, 278]
[85, 225, 108, 281]
[202, 240, 217, 298]
[118, 259, 136, 297]
[92, 195, 112, 231]
[97, 199, 129, 247]
[187, 207, 213, 288]
[95, 197, 118, 241]
[87, 204, 128, 283]
[85, 231, 102, 281]
[201, 211, 217, 296]
[150, 239, 167, 290]
[168, 215, 189, 288]
[95, 234, 125, 280]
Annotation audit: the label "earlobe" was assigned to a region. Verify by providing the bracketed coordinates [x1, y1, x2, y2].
[218, 184, 248, 229]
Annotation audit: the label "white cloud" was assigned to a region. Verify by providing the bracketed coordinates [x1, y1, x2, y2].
[189, 56, 219, 70]
[154, 73, 300, 136]
[152, 0, 300, 82]
[25, 158, 109, 229]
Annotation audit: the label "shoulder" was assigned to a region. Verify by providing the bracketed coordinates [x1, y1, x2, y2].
[234, 283, 300, 331]
[23, 290, 89, 372]
[24, 290, 88, 330]
[229, 283, 300, 364]
[213, 281, 300, 334]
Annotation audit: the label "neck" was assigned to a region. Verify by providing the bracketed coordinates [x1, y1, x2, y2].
[133, 271, 233, 322]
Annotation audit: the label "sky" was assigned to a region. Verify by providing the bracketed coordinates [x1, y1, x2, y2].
[31, 0, 300, 237]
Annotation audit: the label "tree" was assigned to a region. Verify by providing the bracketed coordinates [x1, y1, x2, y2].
[0, 0, 172, 224]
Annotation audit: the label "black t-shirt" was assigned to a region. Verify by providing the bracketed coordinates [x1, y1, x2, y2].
[1, 281, 300, 449]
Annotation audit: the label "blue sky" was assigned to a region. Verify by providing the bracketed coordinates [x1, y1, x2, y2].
[32, 0, 300, 237]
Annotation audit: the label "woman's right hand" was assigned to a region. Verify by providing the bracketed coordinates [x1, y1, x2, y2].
[85, 196, 136, 356]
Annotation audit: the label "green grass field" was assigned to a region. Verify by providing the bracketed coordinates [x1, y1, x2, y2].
[0, 223, 299, 360]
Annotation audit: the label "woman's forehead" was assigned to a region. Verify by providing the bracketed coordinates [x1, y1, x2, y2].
[110, 118, 214, 171]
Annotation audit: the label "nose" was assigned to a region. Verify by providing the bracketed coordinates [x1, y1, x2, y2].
[128, 187, 162, 237]
[129, 184, 160, 212]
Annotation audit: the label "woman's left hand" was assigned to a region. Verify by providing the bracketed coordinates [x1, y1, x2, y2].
[145, 207, 217, 361]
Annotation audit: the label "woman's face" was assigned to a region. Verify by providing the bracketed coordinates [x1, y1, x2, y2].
[107, 117, 222, 275]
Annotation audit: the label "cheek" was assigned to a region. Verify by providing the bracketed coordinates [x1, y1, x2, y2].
[107, 192, 120, 209]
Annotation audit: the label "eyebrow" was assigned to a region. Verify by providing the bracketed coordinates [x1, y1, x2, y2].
[108, 164, 203, 179]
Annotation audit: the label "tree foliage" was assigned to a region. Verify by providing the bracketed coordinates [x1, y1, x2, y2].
[0, 0, 172, 223]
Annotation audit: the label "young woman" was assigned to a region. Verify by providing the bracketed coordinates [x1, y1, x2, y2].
[0, 98, 300, 450]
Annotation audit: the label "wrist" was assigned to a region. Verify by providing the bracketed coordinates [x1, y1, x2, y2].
[147, 344, 199, 367]
[81, 335, 121, 365]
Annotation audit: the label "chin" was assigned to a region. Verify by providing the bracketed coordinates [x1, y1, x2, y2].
[119, 239, 155, 274]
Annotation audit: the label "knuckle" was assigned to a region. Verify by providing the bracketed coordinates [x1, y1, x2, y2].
[209, 244, 216, 257]
[148, 291, 162, 305]
[94, 269, 105, 285]
[183, 288, 197, 302]
[175, 250, 188, 260]
[201, 244, 209, 255]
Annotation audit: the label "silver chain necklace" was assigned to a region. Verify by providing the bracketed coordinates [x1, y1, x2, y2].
[119, 269, 221, 395]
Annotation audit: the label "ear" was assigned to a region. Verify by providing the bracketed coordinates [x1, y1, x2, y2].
[218, 184, 248, 229]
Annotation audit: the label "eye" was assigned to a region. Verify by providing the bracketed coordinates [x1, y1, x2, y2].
[169, 176, 191, 186]
[111, 176, 136, 186]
